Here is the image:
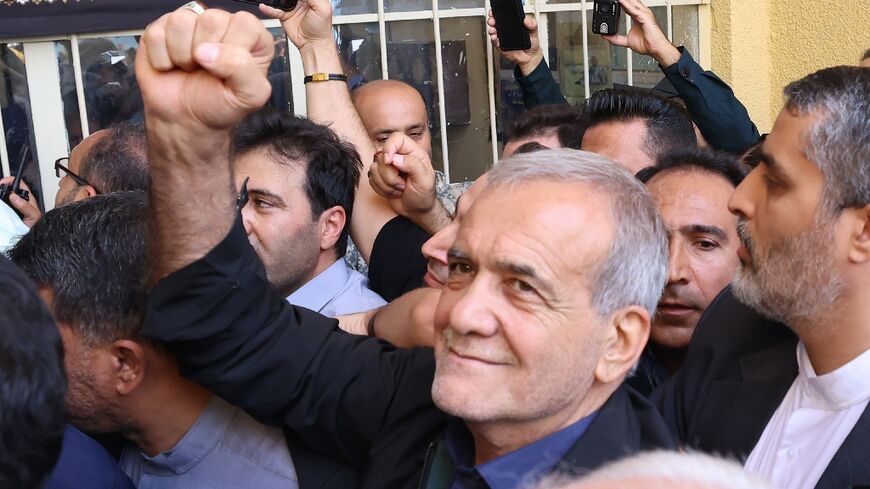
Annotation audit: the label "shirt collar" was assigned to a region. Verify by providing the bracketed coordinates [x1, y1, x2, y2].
[141, 396, 236, 475]
[286, 259, 349, 313]
[445, 413, 598, 489]
[797, 341, 870, 411]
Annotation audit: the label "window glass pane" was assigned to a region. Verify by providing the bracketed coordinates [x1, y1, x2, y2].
[385, 0, 430, 13]
[334, 22, 383, 87]
[385, 20, 444, 172]
[267, 27, 294, 114]
[0, 43, 44, 210]
[439, 0, 484, 8]
[440, 17, 493, 182]
[56, 40, 84, 149]
[545, 11, 585, 105]
[332, 0, 376, 15]
[673, 5, 700, 57]
[78, 36, 144, 132]
[630, 6, 667, 88]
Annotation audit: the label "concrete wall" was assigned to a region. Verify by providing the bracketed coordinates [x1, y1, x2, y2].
[708, 0, 870, 133]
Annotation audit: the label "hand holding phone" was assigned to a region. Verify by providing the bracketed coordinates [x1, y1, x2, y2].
[489, 0, 531, 51]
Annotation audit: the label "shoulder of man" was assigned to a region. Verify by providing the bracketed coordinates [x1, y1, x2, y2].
[45, 425, 135, 489]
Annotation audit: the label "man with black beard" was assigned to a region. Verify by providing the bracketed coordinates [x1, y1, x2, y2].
[658, 66, 870, 489]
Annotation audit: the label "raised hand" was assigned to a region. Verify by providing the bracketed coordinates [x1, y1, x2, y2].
[260, 0, 334, 52]
[136, 7, 274, 132]
[602, 0, 680, 67]
[487, 10, 543, 76]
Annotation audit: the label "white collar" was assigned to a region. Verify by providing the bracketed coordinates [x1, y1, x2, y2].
[796, 341, 870, 411]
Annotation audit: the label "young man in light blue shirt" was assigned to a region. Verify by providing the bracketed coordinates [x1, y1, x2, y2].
[233, 109, 385, 316]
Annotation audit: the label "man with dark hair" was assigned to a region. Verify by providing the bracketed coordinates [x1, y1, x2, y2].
[8, 192, 299, 489]
[234, 109, 385, 315]
[581, 88, 697, 173]
[629, 148, 746, 395]
[0, 256, 66, 489]
[503, 104, 586, 157]
[660, 66, 870, 488]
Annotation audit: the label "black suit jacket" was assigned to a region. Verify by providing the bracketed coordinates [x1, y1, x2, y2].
[657, 287, 870, 489]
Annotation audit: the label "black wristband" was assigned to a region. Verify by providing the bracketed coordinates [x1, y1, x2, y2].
[303, 73, 348, 84]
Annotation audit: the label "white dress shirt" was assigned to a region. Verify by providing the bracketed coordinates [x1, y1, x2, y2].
[286, 258, 386, 317]
[745, 341, 870, 489]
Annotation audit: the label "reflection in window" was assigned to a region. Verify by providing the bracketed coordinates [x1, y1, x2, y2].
[0, 43, 44, 210]
[267, 27, 294, 114]
[441, 17, 493, 181]
[335, 23, 383, 88]
[56, 41, 84, 149]
[78, 36, 143, 132]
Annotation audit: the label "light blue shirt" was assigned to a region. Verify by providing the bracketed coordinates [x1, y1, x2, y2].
[286, 258, 386, 317]
[120, 396, 298, 489]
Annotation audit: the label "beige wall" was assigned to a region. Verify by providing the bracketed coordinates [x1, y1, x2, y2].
[708, 0, 870, 133]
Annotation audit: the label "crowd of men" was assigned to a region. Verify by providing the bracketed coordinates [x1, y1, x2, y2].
[0, 0, 867, 488]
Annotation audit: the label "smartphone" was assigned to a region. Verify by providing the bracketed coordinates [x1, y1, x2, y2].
[592, 0, 621, 35]
[491, 0, 531, 51]
[231, 0, 298, 11]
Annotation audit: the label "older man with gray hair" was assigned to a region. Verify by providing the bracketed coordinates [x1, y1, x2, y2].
[134, 6, 676, 489]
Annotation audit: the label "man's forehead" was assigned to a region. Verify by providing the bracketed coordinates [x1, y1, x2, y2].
[456, 181, 614, 268]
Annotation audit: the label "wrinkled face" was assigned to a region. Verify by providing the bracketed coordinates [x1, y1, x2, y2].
[420, 174, 489, 288]
[581, 120, 652, 174]
[431, 181, 613, 426]
[55, 130, 106, 207]
[729, 109, 843, 326]
[646, 170, 740, 349]
[502, 132, 563, 158]
[354, 86, 432, 157]
[235, 148, 322, 297]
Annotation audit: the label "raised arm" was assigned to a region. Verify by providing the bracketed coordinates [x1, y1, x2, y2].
[137, 7, 273, 282]
[604, 0, 760, 153]
[486, 12, 568, 109]
[261, 1, 395, 262]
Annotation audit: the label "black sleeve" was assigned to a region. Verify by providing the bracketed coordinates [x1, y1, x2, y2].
[514, 59, 570, 109]
[141, 216, 446, 488]
[661, 47, 761, 154]
[368, 216, 431, 301]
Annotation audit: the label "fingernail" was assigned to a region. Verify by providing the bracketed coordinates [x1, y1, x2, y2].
[395, 184, 406, 191]
[196, 43, 220, 63]
[393, 154, 404, 166]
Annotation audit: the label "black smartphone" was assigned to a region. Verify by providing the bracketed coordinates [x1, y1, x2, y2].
[592, 0, 621, 35]
[231, 0, 298, 11]
[491, 0, 531, 51]
[0, 146, 31, 219]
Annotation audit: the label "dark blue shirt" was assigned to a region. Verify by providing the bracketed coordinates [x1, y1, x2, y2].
[445, 413, 597, 489]
[45, 425, 135, 489]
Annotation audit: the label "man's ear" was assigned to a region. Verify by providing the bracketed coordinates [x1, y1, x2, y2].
[109, 339, 147, 396]
[594, 306, 650, 385]
[847, 204, 870, 264]
[318, 205, 346, 251]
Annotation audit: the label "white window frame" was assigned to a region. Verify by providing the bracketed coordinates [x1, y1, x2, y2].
[0, 0, 709, 208]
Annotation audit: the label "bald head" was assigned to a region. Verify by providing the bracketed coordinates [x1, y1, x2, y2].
[352, 80, 432, 157]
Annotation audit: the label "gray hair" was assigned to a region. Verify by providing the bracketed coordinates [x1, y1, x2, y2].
[487, 149, 667, 317]
[783, 66, 869, 214]
[534, 451, 775, 489]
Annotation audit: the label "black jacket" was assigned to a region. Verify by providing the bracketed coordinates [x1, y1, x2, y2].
[143, 217, 675, 489]
[656, 287, 870, 489]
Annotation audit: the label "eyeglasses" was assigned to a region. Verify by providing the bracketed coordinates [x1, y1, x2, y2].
[55, 157, 100, 194]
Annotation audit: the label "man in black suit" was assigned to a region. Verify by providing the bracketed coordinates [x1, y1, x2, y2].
[658, 66, 870, 489]
[134, 5, 675, 489]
